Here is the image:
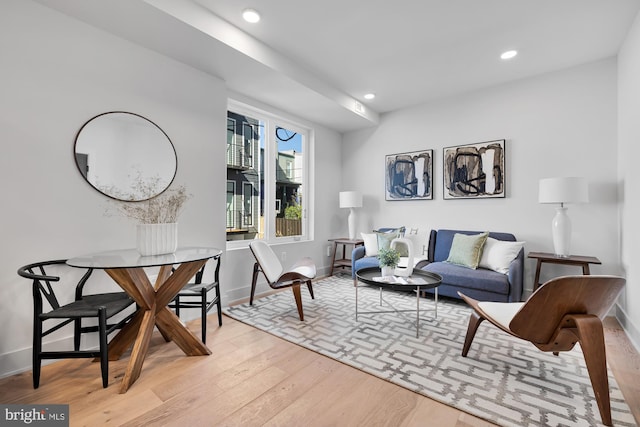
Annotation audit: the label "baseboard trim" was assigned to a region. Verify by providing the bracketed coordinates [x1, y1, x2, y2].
[0, 335, 84, 379]
[615, 302, 640, 353]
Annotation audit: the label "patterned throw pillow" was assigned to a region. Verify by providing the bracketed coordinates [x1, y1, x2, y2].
[445, 232, 489, 269]
[374, 228, 402, 252]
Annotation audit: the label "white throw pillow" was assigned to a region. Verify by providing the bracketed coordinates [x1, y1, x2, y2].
[361, 233, 379, 257]
[479, 237, 525, 274]
[404, 228, 429, 257]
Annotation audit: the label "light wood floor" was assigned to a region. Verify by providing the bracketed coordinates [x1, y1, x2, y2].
[0, 313, 638, 426]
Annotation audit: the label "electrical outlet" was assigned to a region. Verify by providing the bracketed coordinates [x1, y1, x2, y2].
[281, 252, 286, 261]
[326, 245, 332, 257]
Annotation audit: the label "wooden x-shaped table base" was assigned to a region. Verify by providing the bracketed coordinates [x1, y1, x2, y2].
[104, 260, 211, 393]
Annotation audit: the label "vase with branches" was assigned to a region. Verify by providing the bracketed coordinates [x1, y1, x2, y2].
[106, 180, 191, 256]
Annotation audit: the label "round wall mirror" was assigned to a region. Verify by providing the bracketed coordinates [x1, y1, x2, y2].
[74, 111, 177, 201]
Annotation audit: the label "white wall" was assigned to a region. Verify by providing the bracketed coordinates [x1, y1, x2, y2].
[0, 0, 344, 377]
[343, 59, 621, 295]
[617, 11, 640, 350]
[0, 0, 223, 376]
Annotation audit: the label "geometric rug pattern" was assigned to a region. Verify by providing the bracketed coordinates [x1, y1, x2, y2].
[224, 275, 637, 427]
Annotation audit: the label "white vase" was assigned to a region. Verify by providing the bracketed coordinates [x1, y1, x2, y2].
[381, 266, 395, 278]
[136, 222, 178, 256]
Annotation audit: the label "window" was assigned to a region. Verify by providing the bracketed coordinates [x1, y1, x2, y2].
[242, 182, 253, 226]
[226, 181, 235, 230]
[226, 101, 310, 246]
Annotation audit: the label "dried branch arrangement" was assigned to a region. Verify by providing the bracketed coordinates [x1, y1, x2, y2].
[103, 176, 190, 224]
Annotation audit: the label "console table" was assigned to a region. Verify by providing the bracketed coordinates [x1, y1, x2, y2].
[67, 246, 222, 393]
[329, 238, 364, 275]
[528, 251, 601, 291]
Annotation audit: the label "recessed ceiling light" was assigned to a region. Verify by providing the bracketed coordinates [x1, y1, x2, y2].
[242, 8, 261, 23]
[500, 50, 518, 60]
[364, 93, 376, 100]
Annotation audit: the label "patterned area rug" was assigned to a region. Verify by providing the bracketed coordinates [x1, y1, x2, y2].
[223, 275, 636, 427]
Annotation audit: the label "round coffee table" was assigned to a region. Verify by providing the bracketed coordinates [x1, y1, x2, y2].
[355, 267, 442, 338]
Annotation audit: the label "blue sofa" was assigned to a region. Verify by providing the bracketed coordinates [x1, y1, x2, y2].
[422, 229, 523, 302]
[352, 228, 524, 302]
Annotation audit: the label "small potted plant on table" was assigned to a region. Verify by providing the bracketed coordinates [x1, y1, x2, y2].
[378, 247, 400, 278]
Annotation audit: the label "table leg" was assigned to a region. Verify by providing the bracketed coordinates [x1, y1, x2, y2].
[119, 308, 155, 393]
[155, 307, 209, 355]
[107, 309, 143, 360]
[416, 287, 420, 338]
[435, 287, 438, 319]
[105, 260, 210, 393]
[355, 278, 358, 320]
[533, 260, 543, 291]
[329, 242, 338, 276]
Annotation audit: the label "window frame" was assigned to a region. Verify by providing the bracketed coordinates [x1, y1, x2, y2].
[226, 99, 312, 250]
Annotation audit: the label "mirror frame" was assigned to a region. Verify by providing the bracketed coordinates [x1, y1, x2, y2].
[73, 111, 178, 202]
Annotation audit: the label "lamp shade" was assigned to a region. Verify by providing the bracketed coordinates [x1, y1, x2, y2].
[538, 177, 588, 204]
[339, 191, 362, 208]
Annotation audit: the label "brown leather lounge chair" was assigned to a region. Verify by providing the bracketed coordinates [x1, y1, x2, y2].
[458, 275, 626, 426]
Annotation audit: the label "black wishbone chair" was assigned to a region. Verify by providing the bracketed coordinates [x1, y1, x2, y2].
[169, 254, 222, 344]
[18, 260, 135, 388]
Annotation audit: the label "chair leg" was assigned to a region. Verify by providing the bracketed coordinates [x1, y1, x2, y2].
[98, 308, 109, 388]
[573, 315, 612, 426]
[306, 280, 314, 299]
[250, 263, 259, 305]
[215, 285, 222, 326]
[74, 318, 81, 351]
[33, 319, 42, 389]
[462, 311, 485, 357]
[201, 288, 207, 344]
[174, 295, 181, 317]
[291, 283, 304, 321]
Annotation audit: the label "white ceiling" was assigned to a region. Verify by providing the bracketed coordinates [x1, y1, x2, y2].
[35, 0, 640, 132]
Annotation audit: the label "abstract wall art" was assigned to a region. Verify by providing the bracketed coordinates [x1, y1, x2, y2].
[443, 140, 505, 199]
[385, 150, 433, 201]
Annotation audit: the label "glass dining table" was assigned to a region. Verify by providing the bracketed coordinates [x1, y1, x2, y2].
[67, 246, 222, 393]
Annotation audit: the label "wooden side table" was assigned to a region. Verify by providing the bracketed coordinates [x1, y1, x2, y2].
[329, 238, 364, 275]
[528, 251, 602, 291]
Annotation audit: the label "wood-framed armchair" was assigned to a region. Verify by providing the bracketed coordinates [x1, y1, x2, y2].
[458, 275, 625, 426]
[249, 241, 316, 320]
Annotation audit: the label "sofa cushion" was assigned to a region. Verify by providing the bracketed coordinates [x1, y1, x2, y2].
[445, 232, 489, 269]
[479, 238, 525, 274]
[424, 261, 511, 295]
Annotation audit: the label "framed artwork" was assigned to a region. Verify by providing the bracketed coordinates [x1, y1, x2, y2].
[443, 139, 505, 199]
[385, 150, 433, 201]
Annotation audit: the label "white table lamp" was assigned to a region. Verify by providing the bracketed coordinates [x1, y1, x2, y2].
[539, 177, 588, 257]
[339, 191, 362, 240]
